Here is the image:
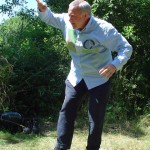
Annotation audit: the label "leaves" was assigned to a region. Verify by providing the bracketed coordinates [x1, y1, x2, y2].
[0, 0, 149, 119]
[0, 0, 26, 15]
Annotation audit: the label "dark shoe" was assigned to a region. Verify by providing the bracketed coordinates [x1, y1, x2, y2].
[23, 120, 32, 134]
[32, 118, 39, 134]
[54, 148, 68, 150]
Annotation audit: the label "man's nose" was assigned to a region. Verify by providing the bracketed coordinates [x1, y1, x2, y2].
[69, 17, 72, 22]
[69, 15, 74, 22]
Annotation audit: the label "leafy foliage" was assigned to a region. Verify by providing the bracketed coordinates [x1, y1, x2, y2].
[92, 0, 150, 119]
[45, 0, 71, 12]
[0, 0, 26, 15]
[0, 56, 13, 112]
[0, 0, 149, 120]
[0, 11, 70, 117]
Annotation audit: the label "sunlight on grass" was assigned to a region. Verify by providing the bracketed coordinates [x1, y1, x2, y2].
[0, 131, 56, 150]
[0, 116, 150, 150]
[101, 133, 150, 150]
[0, 130, 149, 150]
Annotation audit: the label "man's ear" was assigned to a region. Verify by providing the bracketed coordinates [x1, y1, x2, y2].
[84, 12, 90, 19]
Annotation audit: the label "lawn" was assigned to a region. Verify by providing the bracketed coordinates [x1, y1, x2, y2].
[0, 115, 150, 150]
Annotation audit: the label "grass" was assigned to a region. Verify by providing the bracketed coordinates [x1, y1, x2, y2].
[0, 114, 150, 150]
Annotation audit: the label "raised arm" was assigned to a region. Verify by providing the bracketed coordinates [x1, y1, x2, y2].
[36, 0, 66, 31]
[36, 0, 47, 12]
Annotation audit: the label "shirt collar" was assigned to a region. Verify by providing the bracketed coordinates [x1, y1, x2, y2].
[79, 16, 93, 32]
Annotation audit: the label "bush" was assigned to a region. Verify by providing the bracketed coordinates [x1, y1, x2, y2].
[0, 0, 149, 121]
[92, 0, 150, 119]
[0, 12, 70, 118]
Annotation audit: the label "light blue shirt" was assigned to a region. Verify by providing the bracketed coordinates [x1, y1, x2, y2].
[38, 8, 133, 89]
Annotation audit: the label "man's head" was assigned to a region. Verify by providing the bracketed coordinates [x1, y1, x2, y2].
[68, 0, 91, 30]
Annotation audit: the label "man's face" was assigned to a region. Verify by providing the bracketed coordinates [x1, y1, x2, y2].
[68, 5, 87, 30]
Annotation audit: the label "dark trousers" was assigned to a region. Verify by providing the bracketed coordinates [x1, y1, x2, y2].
[55, 79, 111, 150]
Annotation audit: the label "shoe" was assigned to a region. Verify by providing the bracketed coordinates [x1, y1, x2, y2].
[32, 118, 39, 134]
[54, 148, 68, 150]
[23, 120, 32, 134]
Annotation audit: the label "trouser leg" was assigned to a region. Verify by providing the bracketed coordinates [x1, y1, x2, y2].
[55, 79, 87, 149]
[86, 80, 111, 150]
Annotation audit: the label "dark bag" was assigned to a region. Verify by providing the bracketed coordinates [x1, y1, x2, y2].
[0, 112, 23, 133]
[0, 112, 39, 134]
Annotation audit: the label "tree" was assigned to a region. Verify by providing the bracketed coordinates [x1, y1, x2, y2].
[0, 0, 149, 120]
[0, 11, 69, 117]
[92, 0, 150, 119]
[0, 0, 27, 15]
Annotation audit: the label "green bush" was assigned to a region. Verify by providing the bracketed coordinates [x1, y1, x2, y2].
[0, 12, 70, 117]
[92, 0, 150, 119]
[0, 56, 13, 112]
[0, 0, 149, 121]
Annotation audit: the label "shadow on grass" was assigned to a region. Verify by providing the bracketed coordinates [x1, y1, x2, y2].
[103, 114, 150, 138]
[0, 119, 57, 145]
[39, 121, 57, 137]
[0, 114, 149, 146]
[0, 130, 38, 145]
[76, 117, 148, 138]
[67, 116, 149, 139]
[103, 121, 146, 138]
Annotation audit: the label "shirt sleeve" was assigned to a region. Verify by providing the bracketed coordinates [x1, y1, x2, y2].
[37, 7, 66, 30]
[103, 25, 133, 71]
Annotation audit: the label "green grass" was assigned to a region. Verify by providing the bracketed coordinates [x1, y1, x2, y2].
[0, 115, 149, 150]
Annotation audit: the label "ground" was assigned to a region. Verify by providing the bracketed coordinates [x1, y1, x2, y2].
[0, 117, 150, 150]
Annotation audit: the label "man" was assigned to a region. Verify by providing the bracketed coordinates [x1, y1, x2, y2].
[36, 0, 133, 149]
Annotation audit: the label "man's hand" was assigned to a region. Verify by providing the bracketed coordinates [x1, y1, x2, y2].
[99, 64, 116, 78]
[36, 0, 47, 12]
